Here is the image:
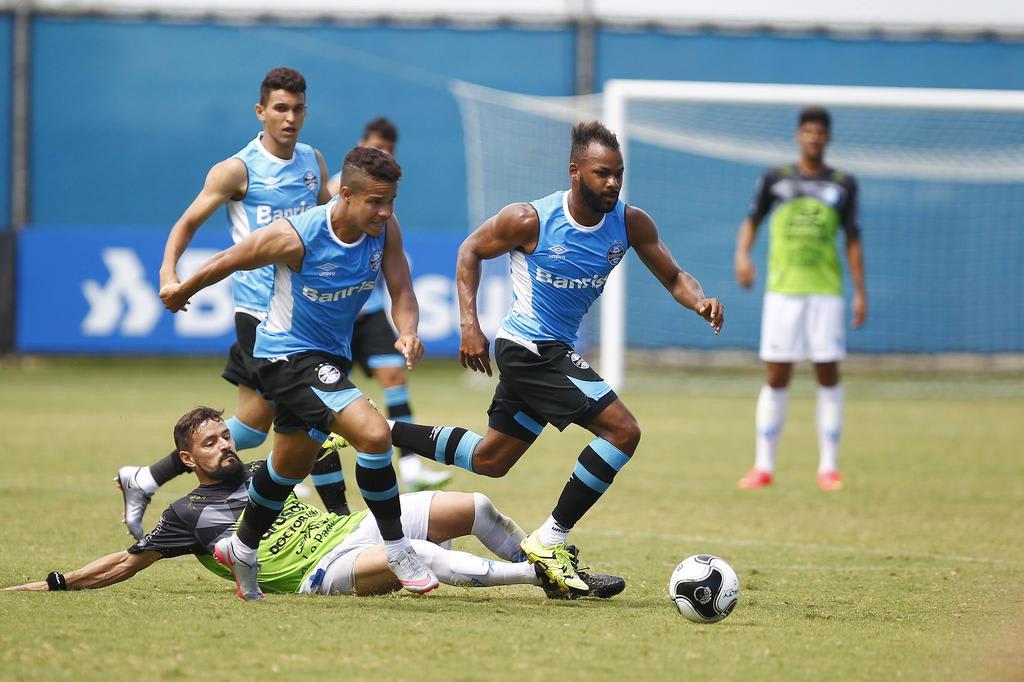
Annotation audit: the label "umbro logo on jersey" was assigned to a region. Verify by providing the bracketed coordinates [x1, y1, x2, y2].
[263, 176, 281, 187]
[316, 263, 338, 277]
[548, 245, 569, 260]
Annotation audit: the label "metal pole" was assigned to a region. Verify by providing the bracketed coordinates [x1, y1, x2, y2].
[11, 0, 30, 230]
[574, 0, 595, 96]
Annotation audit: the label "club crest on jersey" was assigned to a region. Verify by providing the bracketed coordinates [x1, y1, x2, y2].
[304, 170, 318, 191]
[568, 352, 590, 370]
[369, 249, 384, 272]
[607, 242, 625, 266]
[316, 363, 341, 384]
[820, 185, 840, 206]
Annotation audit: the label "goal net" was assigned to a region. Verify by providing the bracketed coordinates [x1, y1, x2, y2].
[452, 80, 1024, 388]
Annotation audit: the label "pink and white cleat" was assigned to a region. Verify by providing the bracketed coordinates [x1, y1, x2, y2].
[386, 546, 439, 595]
[213, 536, 264, 601]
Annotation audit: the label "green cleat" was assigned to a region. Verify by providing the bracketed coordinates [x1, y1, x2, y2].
[534, 546, 626, 600]
[521, 531, 589, 595]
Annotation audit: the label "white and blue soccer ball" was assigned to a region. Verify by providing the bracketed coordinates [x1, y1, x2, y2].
[668, 554, 740, 623]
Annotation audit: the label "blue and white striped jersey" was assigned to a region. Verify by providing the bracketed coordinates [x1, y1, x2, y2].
[226, 133, 321, 315]
[254, 198, 385, 360]
[499, 190, 629, 347]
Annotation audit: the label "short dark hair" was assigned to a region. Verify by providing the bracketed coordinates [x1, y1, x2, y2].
[340, 146, 402, 188]
[173, 407, 225, 452]
[362, 117, 399, 144]
[259, 67, 306, 105]
[799, 106, 831, 130]
[570, 121, 620, 163]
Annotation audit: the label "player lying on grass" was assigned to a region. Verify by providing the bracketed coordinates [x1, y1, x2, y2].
[6, 407, 623, 600]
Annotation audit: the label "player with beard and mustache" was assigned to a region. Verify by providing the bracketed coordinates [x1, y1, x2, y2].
[385, 121, 724, 595]
[8, 407, 627, 600]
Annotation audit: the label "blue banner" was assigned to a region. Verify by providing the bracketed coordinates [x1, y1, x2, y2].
[16, 225, 511, 356]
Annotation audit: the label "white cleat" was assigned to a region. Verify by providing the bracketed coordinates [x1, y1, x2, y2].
[399, 456, 454, 492]
[115, 466, 153, 541]
[387, 546, 439, 595]
[213, 537, 264, 601]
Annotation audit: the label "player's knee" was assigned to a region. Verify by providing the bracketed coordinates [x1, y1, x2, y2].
[355, 422, 392, 454]
[610, 418, 641, 455]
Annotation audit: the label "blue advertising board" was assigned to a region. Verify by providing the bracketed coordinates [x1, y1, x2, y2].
[16, 225, 511, 356]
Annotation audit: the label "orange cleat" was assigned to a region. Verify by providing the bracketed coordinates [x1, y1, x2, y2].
[817, 469, 844, 491]
[737, 468, 773, 489]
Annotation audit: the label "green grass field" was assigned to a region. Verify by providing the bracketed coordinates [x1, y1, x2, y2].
[1, 358, 1022, 681]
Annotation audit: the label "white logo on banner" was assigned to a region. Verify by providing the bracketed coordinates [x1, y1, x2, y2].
[81, 248, 162, 336]
[81, 247, 233, 338]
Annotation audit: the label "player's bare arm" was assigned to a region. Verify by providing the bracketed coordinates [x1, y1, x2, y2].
[456, 202, 540, 376]
[160, 219, 304, 312]
[159, 157, 248, 290]
[627, 205, 724, 334]
[380, 216, 423, 369]
[314, 149, 332, 205]
[846, 232, 867, 327]
[4, 550, 161, 592]
[734, 217, 759, 288]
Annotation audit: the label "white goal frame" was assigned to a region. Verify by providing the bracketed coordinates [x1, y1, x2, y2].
[599, 79, 1024, 389]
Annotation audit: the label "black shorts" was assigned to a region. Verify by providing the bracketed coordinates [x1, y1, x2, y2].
[350, 310, 403, 375]
[222, 312, 267, 394]
[256, 351, 363, 439]
[487, 337, 618, 439]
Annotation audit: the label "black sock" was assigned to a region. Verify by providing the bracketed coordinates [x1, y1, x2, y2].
[552, 438, 631, 530]
[390, 422, 481, 472]
[383, 385, 415, 458]
[149, 449, 190, 486]
[311, 448, 350, 515]
[237, 456, 302, 549]
[389, 421, 434, 458]
[354, 450, 403, 540]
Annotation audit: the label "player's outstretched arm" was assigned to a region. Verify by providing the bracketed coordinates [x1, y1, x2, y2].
[627, 206, 724, 335]
[159, 158, 248, 290]
[160, 219, 304, 312]
[381, 216, 422, 369]
[456, 203, 539, 376]
[4, 550, 161, 592]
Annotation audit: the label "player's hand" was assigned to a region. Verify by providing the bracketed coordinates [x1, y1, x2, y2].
[460, 324, 492, 376]
[734, 254, 756, 289]
[695, 298, 724, 335]
[851, 291, 867, 328]
[159, 282, 190, 312]
[394, 334, 424, 370]
[3, 581, 48, 591]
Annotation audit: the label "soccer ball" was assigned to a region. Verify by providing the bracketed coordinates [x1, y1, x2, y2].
[668, 554, 740, 623]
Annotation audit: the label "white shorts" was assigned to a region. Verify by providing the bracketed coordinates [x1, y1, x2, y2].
[298, 491, 448, 596]
[759, 292, 846, 363]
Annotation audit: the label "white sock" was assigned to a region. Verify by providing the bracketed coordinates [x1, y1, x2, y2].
[471, 492, 527, 561]
[537, 515, 570, 547]
[399, 455, 423, 482]
[410, 540, 539, 587]
[230, 534, 258, 565]
[383, 537, 413, 561]
[816, 384, 844, 473]
[134, 466, 159, 495]
[755, 385, 788, 473]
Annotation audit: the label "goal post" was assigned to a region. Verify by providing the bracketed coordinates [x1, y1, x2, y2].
[600, 80, 1024, 389]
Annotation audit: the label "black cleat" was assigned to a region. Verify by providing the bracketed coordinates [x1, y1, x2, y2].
[536, 545, 626, 600]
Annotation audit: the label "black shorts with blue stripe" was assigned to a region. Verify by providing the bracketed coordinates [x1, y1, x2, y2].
[488, 337, 618, 440]
[255, 351, 363, 439]
[221, 312, 268, 395]
[350, 310, 403, 376]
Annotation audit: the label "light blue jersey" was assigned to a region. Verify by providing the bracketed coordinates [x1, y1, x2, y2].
[500, 190, 628, 347]
[254, 198, 386, 360]
[227, 133, 321, 315]
[359, 274, 386, 315]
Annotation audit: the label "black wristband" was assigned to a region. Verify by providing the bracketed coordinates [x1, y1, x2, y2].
[45, 571, 68, 591]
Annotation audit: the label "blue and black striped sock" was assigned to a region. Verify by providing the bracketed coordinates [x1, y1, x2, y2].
[355, 449, 403, 540]
[390, 422, 482, 473]
[237, 454, 303, 549]
[552, 437, 631, 530]
[311, 448, 349, 515]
